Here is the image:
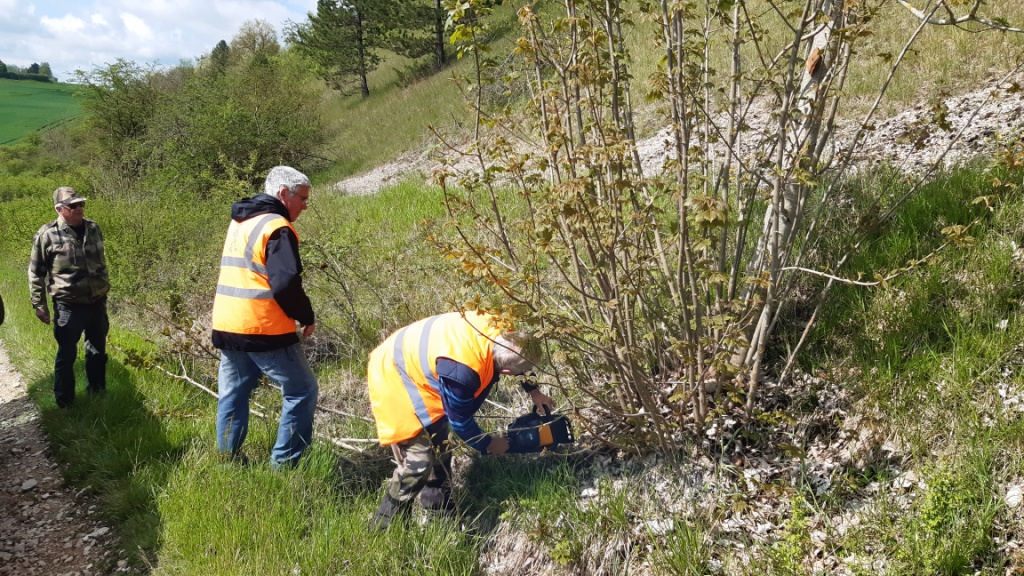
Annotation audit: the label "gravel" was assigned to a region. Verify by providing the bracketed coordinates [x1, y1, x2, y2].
[0, 341, 122, 575]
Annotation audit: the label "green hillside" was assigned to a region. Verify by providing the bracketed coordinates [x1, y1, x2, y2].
[0, 79, 82, 144]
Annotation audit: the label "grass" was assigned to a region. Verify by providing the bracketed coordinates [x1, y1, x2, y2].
[0, 79, 82, 145]
[0, 258, 478, 575]
[308, 0, 1024, 183]
[6, 158, 1024, 574]
[801, 163, 1024, 574]
[0, 176, 663, 574]
[154, 448, 480, 575]
[840, 0, 1024, 117]
[314, 1, 525, 181]
[0, 179, 517, 573]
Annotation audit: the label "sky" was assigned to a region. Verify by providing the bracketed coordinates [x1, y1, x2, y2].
[0, 0, 318, 81]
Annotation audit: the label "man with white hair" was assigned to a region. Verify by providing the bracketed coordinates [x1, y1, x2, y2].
[211, 165, 318, 469]
[367, 311, 554, 528]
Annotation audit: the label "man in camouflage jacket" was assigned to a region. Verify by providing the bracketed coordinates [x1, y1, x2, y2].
[29, 187, 110, 408]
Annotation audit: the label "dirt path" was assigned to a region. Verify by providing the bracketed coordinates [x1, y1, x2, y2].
[0, 340, 120, 575]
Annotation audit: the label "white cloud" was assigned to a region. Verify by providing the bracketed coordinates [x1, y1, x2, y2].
[0, 0, 33, 20]
[120, 13, 153, 40]
[1, 1, 316, 80]
[41, 14, 85, 33]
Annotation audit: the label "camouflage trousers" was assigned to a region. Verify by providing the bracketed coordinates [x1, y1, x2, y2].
[386, 419, 453, 510]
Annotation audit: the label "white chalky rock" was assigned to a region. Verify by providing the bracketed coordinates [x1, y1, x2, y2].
[1005, 484, 1023, 508]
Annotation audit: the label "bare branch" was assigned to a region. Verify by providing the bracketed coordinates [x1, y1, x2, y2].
[895, 0, 1024, 33]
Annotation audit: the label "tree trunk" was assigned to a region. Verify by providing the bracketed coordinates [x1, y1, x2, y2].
[356, 8, 370, 97]
[742, 0, 842, 410]
[434, 0, 447, 70]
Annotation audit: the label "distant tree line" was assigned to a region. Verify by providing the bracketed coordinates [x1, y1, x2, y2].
[0, 59, 55, 82]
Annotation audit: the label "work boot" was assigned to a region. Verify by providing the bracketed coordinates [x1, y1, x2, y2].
[370, 495, 409, 530]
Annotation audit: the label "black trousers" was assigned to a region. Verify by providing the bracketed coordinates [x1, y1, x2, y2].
[53, 299, 109, 408]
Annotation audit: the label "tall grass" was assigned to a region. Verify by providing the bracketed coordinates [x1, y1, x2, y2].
[804, 161, 1024, 574]
[6, 158, 1024, 575]
[155, 448, 480, 575]
[314, 1, 525, 181]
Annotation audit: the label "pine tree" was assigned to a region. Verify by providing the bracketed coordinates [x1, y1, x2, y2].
[209, 40, 230, 74]
[286, 0, 390, 97]
[385, 0, 447, 70]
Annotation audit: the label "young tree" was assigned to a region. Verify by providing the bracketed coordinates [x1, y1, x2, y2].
[230, 19, 280, 64]
[431, 0, 446, 69]
[73, 59, 161, 170]
[286, 0, 387, 96]
[437, 0, 1024, 450]
[151, 50, 325, 182]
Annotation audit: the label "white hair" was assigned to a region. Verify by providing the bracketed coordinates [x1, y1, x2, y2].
[493, 331, 542, 374]
[264, 166, 310, 199]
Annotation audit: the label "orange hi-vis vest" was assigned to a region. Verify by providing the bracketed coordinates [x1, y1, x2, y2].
[368, 312, 503, 446]
[211, 213, 298, 336]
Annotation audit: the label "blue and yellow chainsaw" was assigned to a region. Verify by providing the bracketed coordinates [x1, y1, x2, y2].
[505, 408, 576, 453]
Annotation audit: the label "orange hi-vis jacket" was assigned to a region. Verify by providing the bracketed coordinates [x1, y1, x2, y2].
[368, 312, 503, 446]
[211, 213, 298, 336]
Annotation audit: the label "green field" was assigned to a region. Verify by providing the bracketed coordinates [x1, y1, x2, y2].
[0, 79, 82, 144]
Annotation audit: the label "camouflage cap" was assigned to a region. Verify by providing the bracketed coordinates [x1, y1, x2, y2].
[53, 186, 86, 207]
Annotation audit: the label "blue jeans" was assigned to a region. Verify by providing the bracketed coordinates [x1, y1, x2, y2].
[216, 344, 318, 468]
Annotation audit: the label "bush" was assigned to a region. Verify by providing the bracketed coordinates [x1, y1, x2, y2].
[147, 53, 327, 186]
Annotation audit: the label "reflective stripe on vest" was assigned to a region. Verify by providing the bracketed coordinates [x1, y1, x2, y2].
[211, 212, 298, 336]
[368, 312, 502, 446]
[389, 315, 444, 428]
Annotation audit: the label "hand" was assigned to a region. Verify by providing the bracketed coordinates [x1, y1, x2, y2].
[301, 323, 315, 338]
[486, 435, 509, 455]
[530, 389, 555, 415]
[35, 307, 51, 325]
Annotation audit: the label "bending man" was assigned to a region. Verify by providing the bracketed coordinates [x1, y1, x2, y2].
[211, 166, 318, 469]
[367, 311, 553, 528]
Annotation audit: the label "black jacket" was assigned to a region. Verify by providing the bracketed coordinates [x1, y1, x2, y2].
[211, 194, 315, 351]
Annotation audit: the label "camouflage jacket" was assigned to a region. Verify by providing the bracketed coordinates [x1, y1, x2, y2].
[29, 217, 110, 309]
